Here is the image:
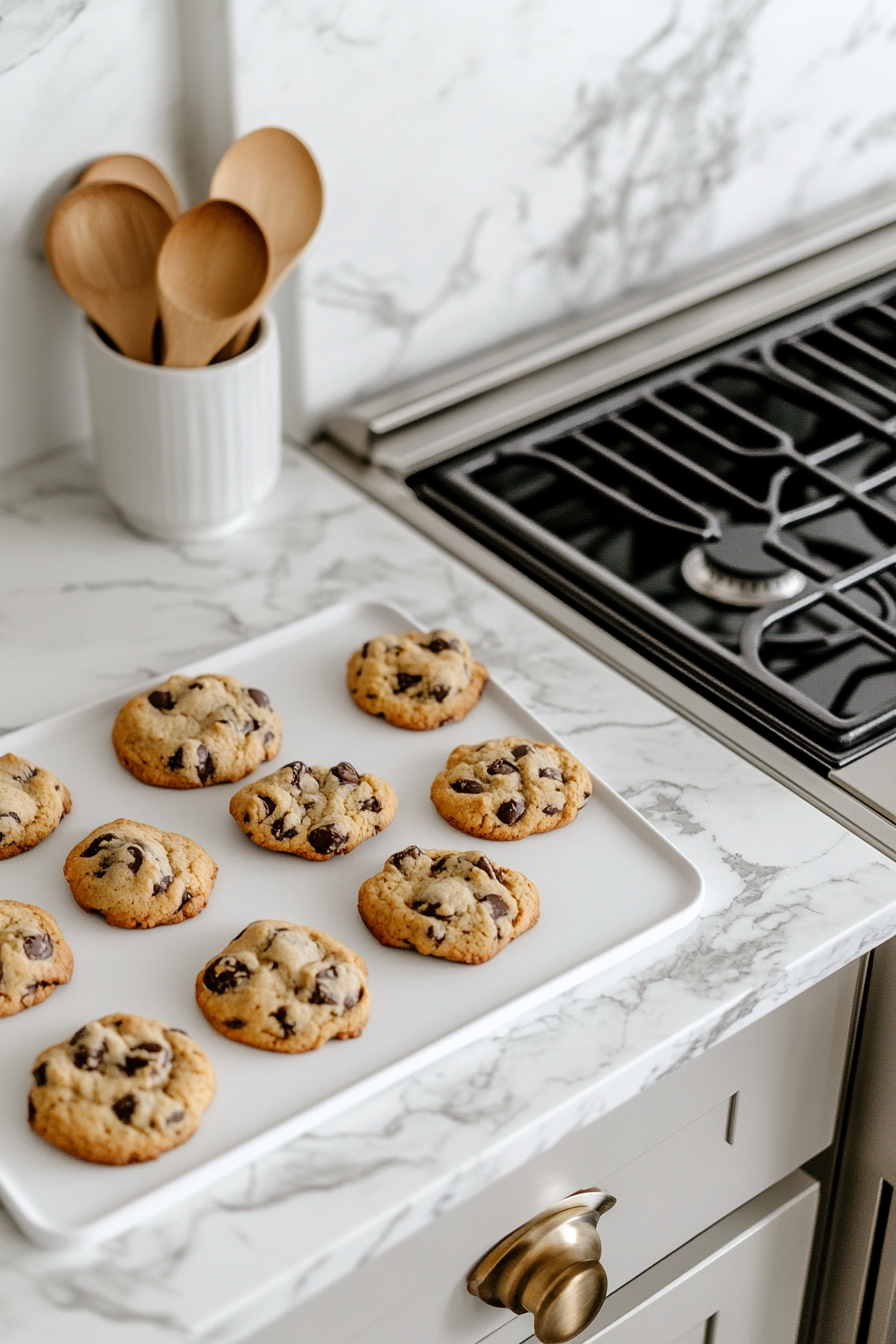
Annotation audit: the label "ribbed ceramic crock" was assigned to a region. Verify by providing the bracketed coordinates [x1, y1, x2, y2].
[83, 315, 281, 541]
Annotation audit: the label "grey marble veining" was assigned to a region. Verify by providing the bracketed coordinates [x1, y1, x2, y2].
[1, 444, 896, 1341]
[231, 0, 896, 423]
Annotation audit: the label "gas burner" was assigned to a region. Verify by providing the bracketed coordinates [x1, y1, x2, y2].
[682, 525, 808, 607]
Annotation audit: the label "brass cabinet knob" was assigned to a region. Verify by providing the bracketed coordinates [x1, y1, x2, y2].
[467, 1188, 616, 1343]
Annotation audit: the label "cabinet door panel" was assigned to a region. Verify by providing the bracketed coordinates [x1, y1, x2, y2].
[246, 968, 854, 1344]
[506, 1171, 817, 1344]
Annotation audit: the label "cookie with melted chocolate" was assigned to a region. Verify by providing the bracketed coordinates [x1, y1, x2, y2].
[358, 846, 539, 964]
[347, 629, 487, 730]
[195, 920, 370, 1053]
[230, 759, 397, 860]
[63, 819, 217, 928]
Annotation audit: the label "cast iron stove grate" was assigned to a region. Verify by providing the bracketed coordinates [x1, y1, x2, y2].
[410, 273, 896, 771]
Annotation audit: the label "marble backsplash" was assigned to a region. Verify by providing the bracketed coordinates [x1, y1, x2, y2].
[3, 0, 896, 466]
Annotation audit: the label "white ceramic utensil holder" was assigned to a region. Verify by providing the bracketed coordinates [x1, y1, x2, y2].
[83, 314, 282, 541]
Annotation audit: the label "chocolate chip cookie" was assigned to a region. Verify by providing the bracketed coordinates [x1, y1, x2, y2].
[0, 901, 73, 1017]
[358, 846, 539, 964]
[0, 753, 71, 860]
[63, 819, 218, 928]
[112, 674, 281, 788]
[347, 629, 488, 730]
[28, 1014, 215, 1165]
[196, 920, 370, 1052]
[430, 736, 591, 840]
[230, 759, 397, 860]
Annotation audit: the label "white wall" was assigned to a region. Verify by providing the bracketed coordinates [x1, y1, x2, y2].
[228, 0, 896, 429]
[0, 0, 186, 471]
[3, 0, 896, 470]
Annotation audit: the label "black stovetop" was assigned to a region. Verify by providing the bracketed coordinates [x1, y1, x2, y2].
[410, 273, 896, 773]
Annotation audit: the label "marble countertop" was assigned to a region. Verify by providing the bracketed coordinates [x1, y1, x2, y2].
[2, 443, 896, 1344]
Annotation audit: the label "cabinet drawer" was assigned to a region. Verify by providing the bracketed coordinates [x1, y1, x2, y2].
[495, 1169, 818, 1344]
[247, 964, 856, 1344]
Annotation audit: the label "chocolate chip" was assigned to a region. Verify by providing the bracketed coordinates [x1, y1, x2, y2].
[308, 823, 349, 855]
[127, 844, 144, 874]
[153, 874, 173, 896]
[430, 684, 450, 702]
[189, 681, 204, 690]
[511, 744, 531, 759]
[263, 731, 275, 744]
[0, 810, 21, 824]
[331, 761, 360, 785]
[396, 672, 422, 692]
[121, 1055, 150, 1075]
[360, 797, 382, 812]
[310, 965, 340, 1005]
[270, 816, 298, 841]
[72, 1039, 106, 1070]
[288, 761, 313, 787]
[196, 744, 214, 783]
[203, 956, 251, 994]
[258, 795, 276, 817]
[168, 746, 184, 770]
[23, 932, 52, 960]
[426, 637, 462, 653]
[148, 689, 174, 711]
[543, 805, 562, 815]
[361, 642, 370, 658]
[475, 855, 499, 880]
[178, 889, 193, 910]
[241, 718, 259, 735]
[224, 1019, 245, 1029]
[112, 1094, 137, 1125]
[166, 1109, 185, 1125]
[32, 1062, 48, 1086]
[430, 856, 449, 873]
[28, 1098, 36, 1122]
[390, 845, 424, 870]
[427, 923, 446, 943]
[248, 687, 270, 708]
[478, 892, 510, 921]
[451, 779, 484, 794]
[344, 991, 360, 1009]
[539, 767, 563, 780]
[270, 1006, 295, 1037]
[136, 1041, 164, 1052]
[81, 832, 116, 859]
[488, 758, 519, 775]
[497, 798, 526, 825]
[412, 899, 451, 920]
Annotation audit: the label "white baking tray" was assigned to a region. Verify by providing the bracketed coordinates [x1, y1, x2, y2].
[0, 602, 703, 1247]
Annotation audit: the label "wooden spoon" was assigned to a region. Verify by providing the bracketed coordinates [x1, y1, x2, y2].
[210, 127, 323, 357]
[156, 199, 271, 367]
[44, 180, 172, 363]
[79, 153, 182, 222]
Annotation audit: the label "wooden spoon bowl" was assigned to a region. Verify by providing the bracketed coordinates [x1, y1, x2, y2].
[156, 199, 270, 367]
[44, 180, 172, 363]
[79, 154, 182, 222]
[210, 126, 323, 357]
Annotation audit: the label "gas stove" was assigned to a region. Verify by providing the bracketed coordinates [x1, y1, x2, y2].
[314, 193, 896, 857]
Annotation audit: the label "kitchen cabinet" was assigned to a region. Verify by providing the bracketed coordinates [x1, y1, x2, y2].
[495, 1169, 818, 1344]
[245, 961, 857, 1344]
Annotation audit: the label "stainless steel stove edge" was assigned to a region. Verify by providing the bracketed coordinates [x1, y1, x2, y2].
[323, 189, 896, 476]
[311, 439, 896, 865]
